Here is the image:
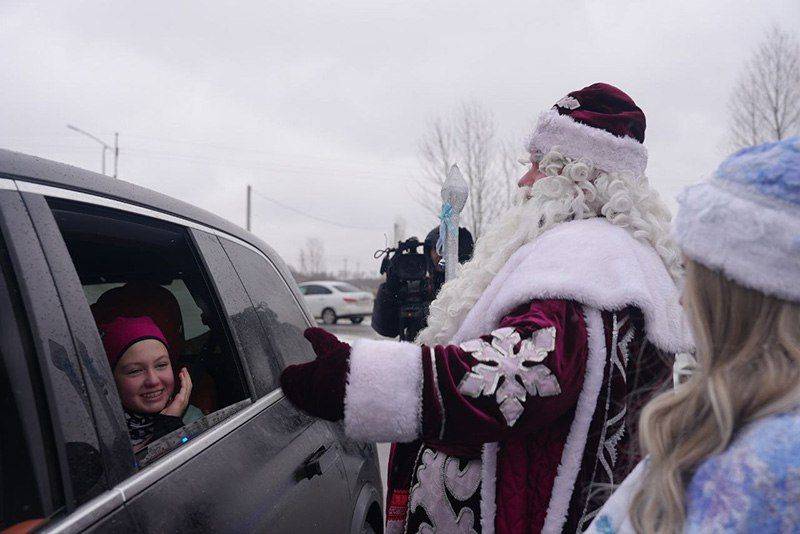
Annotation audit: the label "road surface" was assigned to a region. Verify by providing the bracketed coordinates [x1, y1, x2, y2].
[320, 316, 383, 344]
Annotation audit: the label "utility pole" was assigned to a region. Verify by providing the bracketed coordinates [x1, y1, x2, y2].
[246, 184, 252, 231]
[113, 132, 119, 178]
[393, 215, 406, 244]
[342, 258, 348, 279]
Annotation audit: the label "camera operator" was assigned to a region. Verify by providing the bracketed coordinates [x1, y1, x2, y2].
[371, 226, 473, 341]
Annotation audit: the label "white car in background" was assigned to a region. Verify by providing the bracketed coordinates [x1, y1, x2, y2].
[298, 281, 374, 325]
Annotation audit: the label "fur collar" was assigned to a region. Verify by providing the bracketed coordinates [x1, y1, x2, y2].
[452, 218, 693, 353]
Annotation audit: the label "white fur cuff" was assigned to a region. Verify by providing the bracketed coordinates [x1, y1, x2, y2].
[344, 338, 423, 442]
[529, 110, 648, 178]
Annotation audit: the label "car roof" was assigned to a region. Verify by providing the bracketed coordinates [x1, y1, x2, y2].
[0, 148, 297, 288]
[300, 280, 350, 286]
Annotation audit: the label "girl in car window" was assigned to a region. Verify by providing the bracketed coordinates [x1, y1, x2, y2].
[99, 315, 199, 452]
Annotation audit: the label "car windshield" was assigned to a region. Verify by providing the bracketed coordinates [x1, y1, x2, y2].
[333, 283, 360, 293]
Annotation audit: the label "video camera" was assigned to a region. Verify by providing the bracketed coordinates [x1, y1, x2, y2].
[372, 236, 432, 341]
[371, 227, 474, 342]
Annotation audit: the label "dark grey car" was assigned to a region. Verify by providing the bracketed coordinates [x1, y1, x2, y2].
[0, 149, 383, 533]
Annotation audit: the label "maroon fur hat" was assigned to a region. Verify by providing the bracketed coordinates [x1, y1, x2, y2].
[529, 82, 648, 178]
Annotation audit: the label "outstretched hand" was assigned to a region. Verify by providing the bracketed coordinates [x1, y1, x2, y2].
[161, 367, 193, 418]
[279, 327, 351, 422]
[303, 327, 351, 360]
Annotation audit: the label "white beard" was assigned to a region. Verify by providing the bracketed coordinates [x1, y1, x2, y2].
[416, 152, 681, 347]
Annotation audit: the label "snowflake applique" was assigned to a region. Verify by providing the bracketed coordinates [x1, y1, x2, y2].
[555, 96, 580, 110]
[457, 326, 560, 426]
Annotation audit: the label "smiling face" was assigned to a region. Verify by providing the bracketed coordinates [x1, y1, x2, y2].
[113, 338, 175, 414]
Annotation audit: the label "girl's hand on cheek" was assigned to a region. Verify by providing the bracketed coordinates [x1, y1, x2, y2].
[161, 367, 193, 418]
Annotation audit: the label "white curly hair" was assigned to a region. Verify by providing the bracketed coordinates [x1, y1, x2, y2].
[416, 149, 682, 346]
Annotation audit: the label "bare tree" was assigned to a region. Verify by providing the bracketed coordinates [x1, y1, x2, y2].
[297, 237, 326, 274]
[728, 26, 800, 150]
[416, 102, 518, 240]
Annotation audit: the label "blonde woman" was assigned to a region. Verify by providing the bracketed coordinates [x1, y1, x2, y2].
[588, 136, 800, 533]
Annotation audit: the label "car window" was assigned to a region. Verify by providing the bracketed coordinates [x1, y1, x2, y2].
[304, 285, 331, 295]
[332, 283, 360, 293]
[48, 198, 251, 468]
[219, 239, 316, 367]
[298, 285, 308, 295]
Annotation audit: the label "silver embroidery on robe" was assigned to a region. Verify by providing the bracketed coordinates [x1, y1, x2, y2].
[578, 313, 635, 531]
[408, 448, 481, 534]
[457, 326, 560, 426]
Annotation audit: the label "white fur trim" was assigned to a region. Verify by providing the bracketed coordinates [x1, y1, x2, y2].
[584, 460, 646, 534]
[529, 110, 648, 178]
[675, 179, 800, 303]
[452, 218, 692, 353]
[542, 306, 607, 534]
[480, 442, 498, 534]
[344, 338, 422, 442]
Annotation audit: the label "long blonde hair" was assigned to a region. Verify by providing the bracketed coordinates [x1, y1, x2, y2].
[631, 259, 800, 533]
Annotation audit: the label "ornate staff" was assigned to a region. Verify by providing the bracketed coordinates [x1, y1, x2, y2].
[437, 164, 469, 282]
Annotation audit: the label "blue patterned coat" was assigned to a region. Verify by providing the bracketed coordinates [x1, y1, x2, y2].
[587, 407, 800, 533]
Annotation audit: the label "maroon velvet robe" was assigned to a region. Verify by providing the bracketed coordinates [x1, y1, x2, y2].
[382, 300, 664, 533]
[341, 219, 692, 533]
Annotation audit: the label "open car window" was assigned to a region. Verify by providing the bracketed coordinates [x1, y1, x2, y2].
[47, 198, 252, 468]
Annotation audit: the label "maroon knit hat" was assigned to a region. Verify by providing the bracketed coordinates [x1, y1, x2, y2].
[529, 82, 648, 178]
[99, 315, 170, 369]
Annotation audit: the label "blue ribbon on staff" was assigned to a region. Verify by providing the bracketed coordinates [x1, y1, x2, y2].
[436, 202, 453, 255]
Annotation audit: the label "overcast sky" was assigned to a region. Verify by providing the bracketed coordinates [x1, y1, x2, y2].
[2, 1, 798, 277]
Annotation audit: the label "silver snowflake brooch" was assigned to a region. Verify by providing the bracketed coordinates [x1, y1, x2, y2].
[457, 326, 560, 426]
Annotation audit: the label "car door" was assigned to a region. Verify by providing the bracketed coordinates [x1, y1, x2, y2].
[0, 184, 138, 532]
[317, 285, 335, 317]
[215, 235, 351, 531]
[321, 284, 339, 314]
[17, 185, 347, 533]
[191, 230, 351, 533]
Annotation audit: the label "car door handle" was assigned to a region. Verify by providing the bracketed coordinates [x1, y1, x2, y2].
[300, 445, 335, 480]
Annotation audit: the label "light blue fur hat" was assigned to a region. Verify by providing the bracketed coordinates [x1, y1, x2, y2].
[675, 136, 800, 301]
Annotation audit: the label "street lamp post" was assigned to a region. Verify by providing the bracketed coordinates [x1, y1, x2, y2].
[67, 125, 119, 177]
